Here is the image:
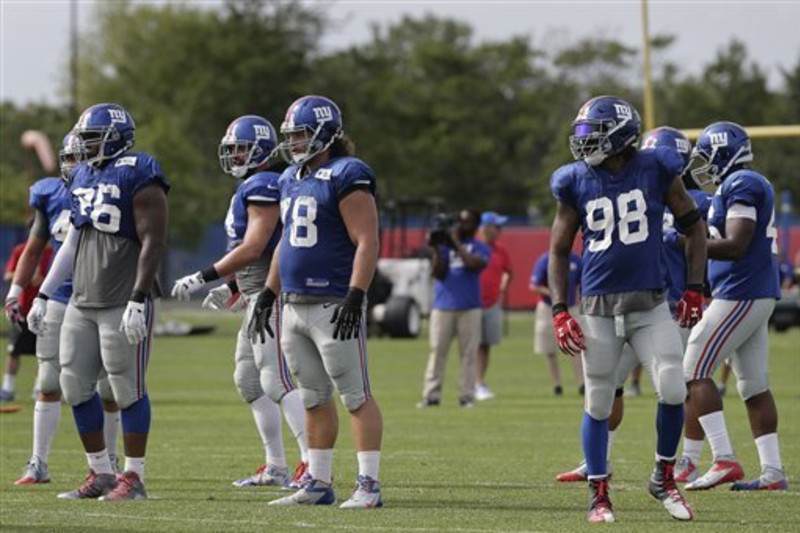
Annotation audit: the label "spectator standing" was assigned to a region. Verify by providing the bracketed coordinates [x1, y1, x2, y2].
[475, 212, 513, 401]
[418, 210, 490, 408]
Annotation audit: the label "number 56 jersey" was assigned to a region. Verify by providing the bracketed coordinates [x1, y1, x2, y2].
[278, 156, 376, 298]
[69, 152, 170, 308]
[550, 146, 685, 297]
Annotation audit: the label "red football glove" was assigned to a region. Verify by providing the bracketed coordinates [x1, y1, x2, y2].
[553, 310, 586, 357]
[4, 296, 25, 331]
[677, 286, 704, 328]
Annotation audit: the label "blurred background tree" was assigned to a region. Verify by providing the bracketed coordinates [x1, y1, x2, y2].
[1, 0, 797, 239]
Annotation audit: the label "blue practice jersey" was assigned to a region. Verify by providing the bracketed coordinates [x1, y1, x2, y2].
[278, 156, 376, 298]
[530, 251, 582, 307]
[70, 152, 169, 241]
[551, 146, 684, 297]
[29, 177, 73, 304]
[662, 189, 712, 303]
[225, 171, 282, 253]
[707, 169, 780, 300]
[432, 239, 491, 311]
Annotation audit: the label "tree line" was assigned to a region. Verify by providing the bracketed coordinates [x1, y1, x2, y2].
[2, 0, 798, 245]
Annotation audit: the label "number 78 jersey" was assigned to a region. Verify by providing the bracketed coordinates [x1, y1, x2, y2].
[278, 156, 377, 298]
[707, 169, 780, 300]
[550, 147, 684, 297]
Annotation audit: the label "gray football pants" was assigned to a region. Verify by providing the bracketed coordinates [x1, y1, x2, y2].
[59, 300, 155, 409]
[280, 302, 372, 412]
[583, 302, 685, 420]
[234, 298, 296, 403]
[36, 300, 114, 402]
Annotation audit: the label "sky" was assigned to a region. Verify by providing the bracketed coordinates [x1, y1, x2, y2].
[1, 0, 799, 106]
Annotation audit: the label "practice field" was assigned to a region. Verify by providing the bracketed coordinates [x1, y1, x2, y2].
[1, 311, 798, 532]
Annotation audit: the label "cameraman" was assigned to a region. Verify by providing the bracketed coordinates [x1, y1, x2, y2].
[418, 209, 490, 408]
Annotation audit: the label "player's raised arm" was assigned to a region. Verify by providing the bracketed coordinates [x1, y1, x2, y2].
[665, 176, 707, 327]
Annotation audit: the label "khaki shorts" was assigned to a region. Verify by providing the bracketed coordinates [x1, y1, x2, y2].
[534, 302, 580, 355]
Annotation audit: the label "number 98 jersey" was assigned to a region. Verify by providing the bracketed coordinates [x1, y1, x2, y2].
[707, 169, 780, 300]
[29, 177, 73, 304]
[278, 156, 376, 298]
[550, 146, 684, 297]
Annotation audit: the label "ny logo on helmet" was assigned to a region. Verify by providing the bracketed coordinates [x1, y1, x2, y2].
[312, 106, 333, 122]
[613, 104, 632, 120]
[709, 132, 728, 147]
[675, 138, 691, 153]
[253, 125, 272, 139]
[109, 109, 127, 124]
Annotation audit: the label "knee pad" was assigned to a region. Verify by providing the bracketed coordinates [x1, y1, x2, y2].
[585, 384, 615, 420]
[234, 362, 264, 404]
[737, 378, 768, 401]
[656, 364, 686, 405]
[299, 384, 333, 410]
[60, 369, 95, 407]
[341, 389, 368, 412]
[96, 377, 115, 403]
[37, 360, 61, 395]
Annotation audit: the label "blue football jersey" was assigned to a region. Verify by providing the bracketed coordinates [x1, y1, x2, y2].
[225, 171, 282, 252]
[29, 177, 73, 304]
[707, 169, 780, 300]
[662, 189, 712, 303]
[551, 146, 684, 296]
[70, 152, 169, 241]
[278, 156, 376, 298]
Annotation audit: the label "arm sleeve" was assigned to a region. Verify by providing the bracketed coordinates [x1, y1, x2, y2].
[38, 224, 79, 297]
[656, 146, 686, 193]
[243, 174, 280, 205]
[723, 175, 762, 209]
[131, 155, 171, 197]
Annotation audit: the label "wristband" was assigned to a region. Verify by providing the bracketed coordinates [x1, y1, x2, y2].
[130, 290, 147, 303]
[36, 292, 50, 301]
[200, 266, 220, 283]
[676, 208, 702, 230]
[686, 283, 704, 293]
[226, 279, 239, 292]
[8, 283, 23, 299]
[551, 302, 568, 316]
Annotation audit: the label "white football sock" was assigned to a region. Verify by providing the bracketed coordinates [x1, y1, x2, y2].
[308, 449, 333, 484]
[357, 451, 381, 480]
[32, 400, 61, 463]
[86, 449, 113, 475]
[250, 395, 286, 468]
[125, 456, 146, 480]
[607, 430, 616, 461]
[698, 411, 734, 459]
[682, 438, 704, 464]
[280, 390, 309, 463]
[754, 433, 783, 473]
[103, 410, 121, 458]
[2, 373, 16, 393]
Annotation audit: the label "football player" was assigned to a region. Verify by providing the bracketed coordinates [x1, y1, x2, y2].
[27, 103, 169, 500]
[171, 115, 308, 487]
[683, 122, 787, 491]
[555, 126, 712, 484]
[549, 98, 706, 522]
[6, 131, 123, 485]
[248, 95, 384, 508]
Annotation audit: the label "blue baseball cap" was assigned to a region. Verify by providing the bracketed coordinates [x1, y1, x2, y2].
[481, 211, 509, 227]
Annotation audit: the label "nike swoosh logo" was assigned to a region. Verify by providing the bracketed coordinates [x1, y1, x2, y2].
[322, 302, 334, 309]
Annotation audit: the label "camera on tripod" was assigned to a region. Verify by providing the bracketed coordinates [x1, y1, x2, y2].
[428, 212, 457, 247]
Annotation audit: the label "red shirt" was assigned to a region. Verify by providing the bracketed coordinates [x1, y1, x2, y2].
[5, 243, 52, 314]
[480, 241, 513, 308]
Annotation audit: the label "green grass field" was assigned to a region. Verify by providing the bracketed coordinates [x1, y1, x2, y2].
[1, 311, 798, 532]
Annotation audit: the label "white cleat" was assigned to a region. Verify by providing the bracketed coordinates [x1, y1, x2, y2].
[685, 457, 744, 491]
[475, 384, 495, 401]
[268, 479, 335, 506]
[232, 464, 290, 487]
[340, 476, 383, 509]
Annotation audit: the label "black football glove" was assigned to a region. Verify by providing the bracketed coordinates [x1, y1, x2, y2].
[330, 287, 365, 341]
[247, 288, 277, 343]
